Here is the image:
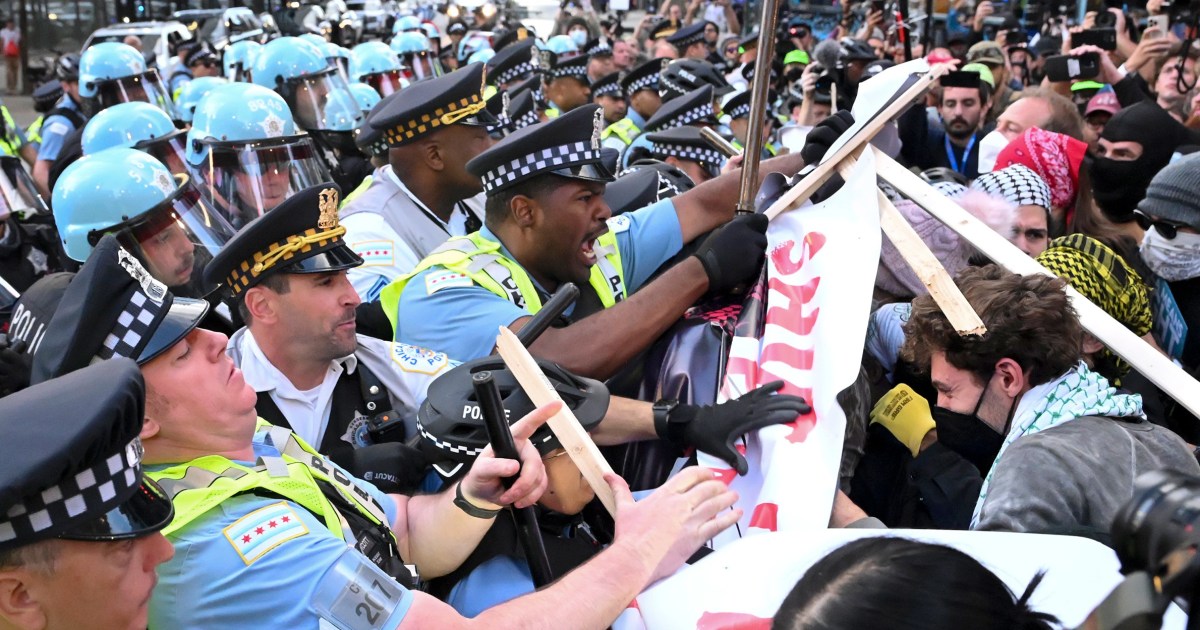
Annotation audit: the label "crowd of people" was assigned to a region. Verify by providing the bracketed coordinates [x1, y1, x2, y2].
[0, 0, 1199, 626]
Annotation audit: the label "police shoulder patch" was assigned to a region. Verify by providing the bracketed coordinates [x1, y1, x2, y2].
[390, 343, 450, 375]
[352, 240, 395, 267]
[424, 269, 472, 294]
[222, 501, 309, 565]
[607, 214, 632, 234]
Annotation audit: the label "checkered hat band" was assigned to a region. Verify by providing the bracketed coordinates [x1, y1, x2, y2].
[588, 42, 612, 56]
[971, 164, 1051, 209]
[628, 75, 658, 93]
[514, 110, 540, 130]
[384, 93, 484, 145]
[0, 439, 143, 545]
[225, 227, 337, 296]
[728, 103, 751, 119]
[594, 83, 623, 98]
[656, 102, 713, 131]
[496, 62, 534, 86]
[551, 66, 589, 81]
[96, 289, 163, 361]
[482, 141, 601, 192]
[418, 419, 554, 459]
[674, 33, 704, 47]
[653, 142, 726, 167]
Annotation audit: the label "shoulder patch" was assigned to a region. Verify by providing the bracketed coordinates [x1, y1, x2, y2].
[44, 121, 68, 137]
[222, 501, 309, 565]
[607, 214, 632, 234]
[352, 240, 395, 267]
[424, 269, 472, 294]
[391, 343, 450, 375]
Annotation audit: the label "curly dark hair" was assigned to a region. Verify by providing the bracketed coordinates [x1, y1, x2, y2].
[901, 265, 1083, 387]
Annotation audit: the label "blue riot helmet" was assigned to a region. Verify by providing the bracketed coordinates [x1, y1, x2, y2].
[350, 41, 406, 96]
[349, 83, 382, 114]
[467, 48, 495, 65]
[174, 76, 227, 125]
[391, 31, 443, 81]
[393, 15, 422, 35]
[545, 35, 579, 56]
[186, 83, 332, 228]
[299, 33, 328, 48]
[81, 102, 192, 179]
[323, 42, 352, 84]
[420, 22, 443, 54]
[251, 37, 364, 133]
[78, 42, 177, 118]
[51, 148, 236, 297]
[223, 40, 261, 82]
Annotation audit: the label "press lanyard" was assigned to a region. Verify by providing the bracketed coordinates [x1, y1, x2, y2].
[945, 133, 976, 175]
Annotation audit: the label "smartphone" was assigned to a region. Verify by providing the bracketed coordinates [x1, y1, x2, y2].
[1146, 14, 1169, 38]
[872, 0, 886, 13]
[1075, 27, 1117, 50]
[1044, 52, 1101, 82]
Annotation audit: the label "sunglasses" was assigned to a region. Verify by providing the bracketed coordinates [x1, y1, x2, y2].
[1134, 210, 1189, 240]
[724, 46, 739, 54]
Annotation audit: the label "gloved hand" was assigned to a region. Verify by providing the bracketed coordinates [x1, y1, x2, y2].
[799, 110, 855, 167]
[660, 381, 812, 475]
[344, 442, 430, 495]
[0, 340, 31, 397]
[692, 212, 769, 295]
[870, 384, 936, 458]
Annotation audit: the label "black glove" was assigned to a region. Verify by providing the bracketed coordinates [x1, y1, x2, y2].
[0, 340, 31, 397]
[691, 212, 769, 295]
[344, 442, 430, 495]
[799, 110, 855, 167]
[659, 381, 812, 475]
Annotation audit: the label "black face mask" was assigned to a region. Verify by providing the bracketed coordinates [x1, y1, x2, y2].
[1089, 156, 1153, 224]
[931, 375, 1008, 474]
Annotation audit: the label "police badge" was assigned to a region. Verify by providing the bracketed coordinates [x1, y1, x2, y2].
[318, 188, 339, 230]
[591, 108, 602, 150]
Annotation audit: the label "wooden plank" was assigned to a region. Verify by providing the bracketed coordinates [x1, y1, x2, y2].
[495, 326, 618, 516]
[833, 157, 987, 336]
[764, 63, 951, 221]
[873, 145, 1200, 420]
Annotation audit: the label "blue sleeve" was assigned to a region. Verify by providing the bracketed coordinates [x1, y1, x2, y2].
[446, 555, 534, 618]
[150, 495, 414, 628]
[35, 115, 71, 162]
[612, 198, 684, 292]
[395, 266, 529, 361]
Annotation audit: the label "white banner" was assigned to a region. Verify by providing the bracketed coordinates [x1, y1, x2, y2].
[697, 147, 881, 543]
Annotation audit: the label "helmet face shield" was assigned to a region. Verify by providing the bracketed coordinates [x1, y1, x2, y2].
[0, 157, 49, 220]
[137, 133, 194, 179]
[109, 180, 236, 298]
[363, 70, 406, 97]
[91, 70, 178, 119]
[192, 135, 332, 228]
[283, 69, 363, 131]
[401, 52, 443, 82]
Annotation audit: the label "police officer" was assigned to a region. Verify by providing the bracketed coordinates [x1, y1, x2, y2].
[80, 101, 192, 176]
[51, 148, 235, 298]
[168, 41, 219, 102]
[204, 183, 453, 472]
[340, 63, 492, 301]
[624, 84, 716, 167]
[484, 38, 540, 92]
[722, 88, 779, 159]
[32, 230, 731, 629]
[32, 54, 84, 196]
[666, 22, 710, 61]
[645, 125, 727, 185]
[0, 359, 175, 630]
[600, 58, 664, 155]
[541, 49, 590, 117]
[385, 104, 811, 379]
[591, 71, 625, 126]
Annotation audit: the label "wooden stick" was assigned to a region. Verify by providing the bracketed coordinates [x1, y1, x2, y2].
[872, 145, 1200, 420]
[495, 326, 618, 517]
[764, 63, 951, 221]
[830, 157, 986, 336]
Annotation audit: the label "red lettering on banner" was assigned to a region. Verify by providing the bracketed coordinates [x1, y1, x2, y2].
[696, 612, 772, 630]
[749, 502, 779, 531]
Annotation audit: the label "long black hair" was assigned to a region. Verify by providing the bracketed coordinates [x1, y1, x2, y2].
[773, 537, 1059, 630]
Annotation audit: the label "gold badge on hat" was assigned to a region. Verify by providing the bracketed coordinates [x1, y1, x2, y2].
[318, 188, 339, 230]
[591, 108, 602, 150]
[501, 91, 511, 120]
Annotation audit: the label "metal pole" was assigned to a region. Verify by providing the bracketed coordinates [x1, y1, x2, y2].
[897, 0, 912, 60]
[734, 0, 781, 214]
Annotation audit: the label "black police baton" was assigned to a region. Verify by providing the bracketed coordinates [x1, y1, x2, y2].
[472, 371, 555, 588]
[516, 283, 580, 347]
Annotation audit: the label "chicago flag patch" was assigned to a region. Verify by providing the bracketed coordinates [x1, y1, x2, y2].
[223, 502, 309, 565]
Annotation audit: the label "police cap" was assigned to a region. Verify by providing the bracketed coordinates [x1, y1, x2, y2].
[369, 62, 493, 147]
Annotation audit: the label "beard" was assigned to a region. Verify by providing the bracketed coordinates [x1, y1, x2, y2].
[944, 117, 977, 140]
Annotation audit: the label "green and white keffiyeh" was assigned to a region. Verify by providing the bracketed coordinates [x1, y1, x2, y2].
[970, 361, 1144, 527]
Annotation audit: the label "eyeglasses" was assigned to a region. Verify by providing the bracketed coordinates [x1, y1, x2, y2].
[1134, 210, 1189, 240]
